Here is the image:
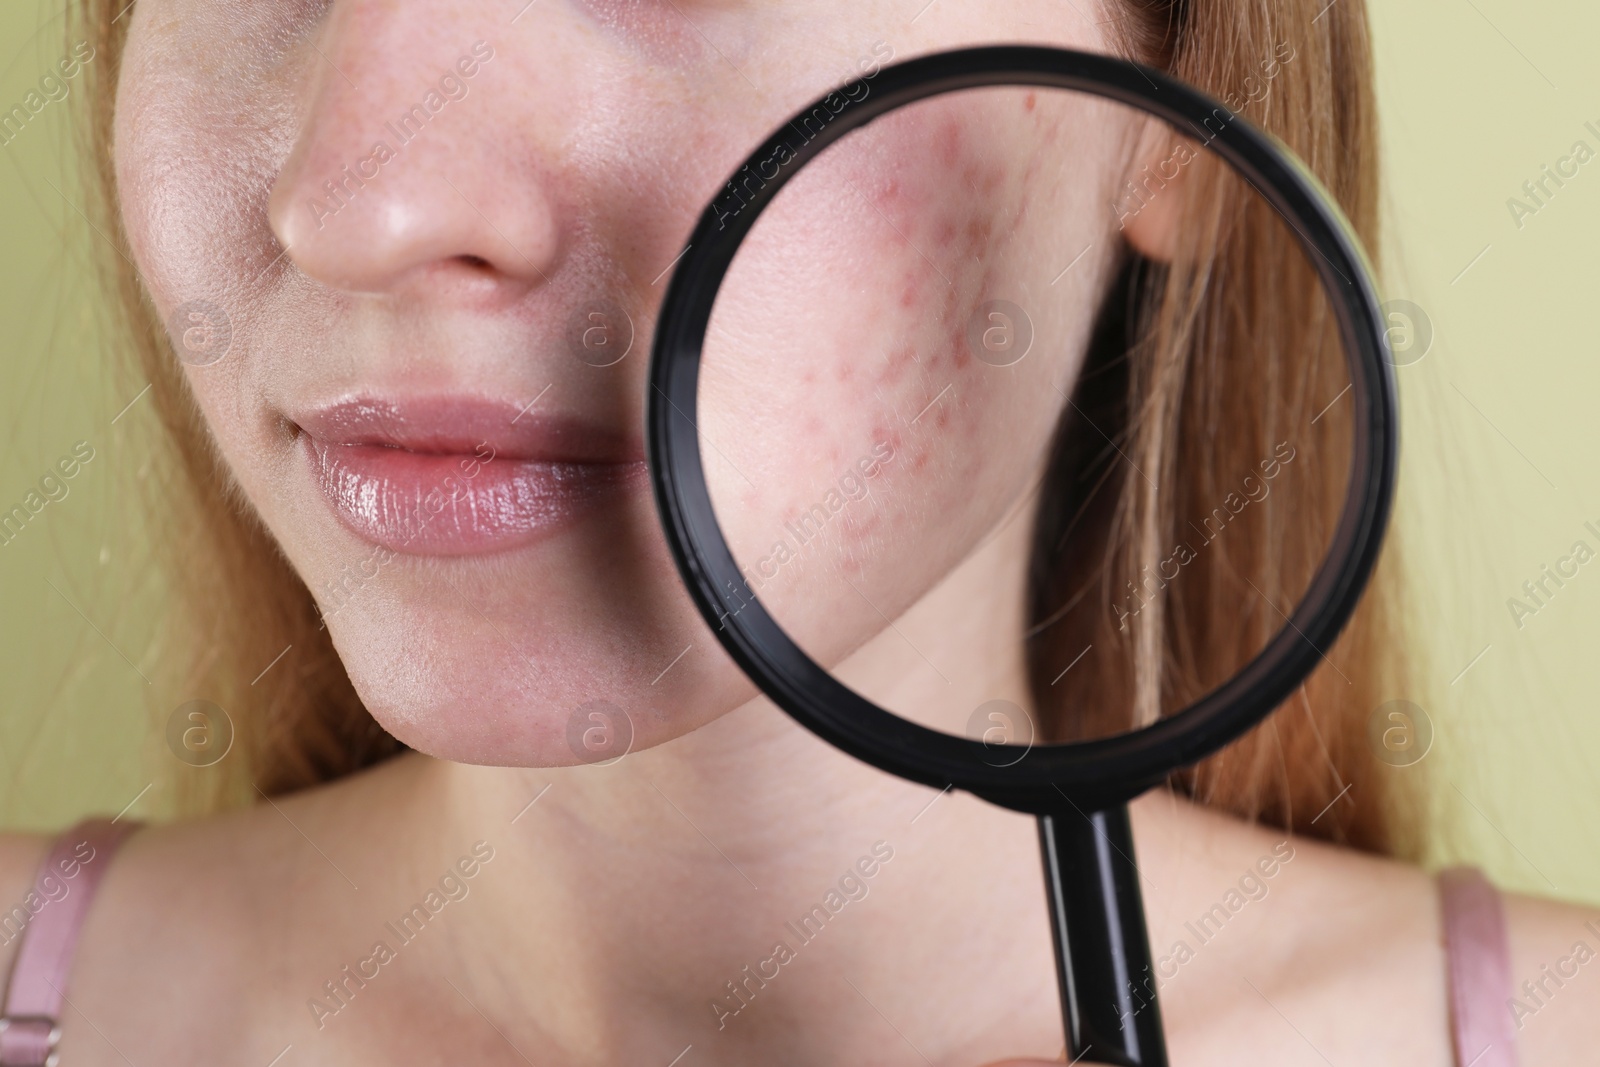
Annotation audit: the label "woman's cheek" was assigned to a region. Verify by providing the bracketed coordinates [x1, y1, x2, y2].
[700, 92, 1088, 641]
[118, 1, 308, 301]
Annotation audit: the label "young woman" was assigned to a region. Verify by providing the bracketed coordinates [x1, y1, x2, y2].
[1, 0, 1594, 1064]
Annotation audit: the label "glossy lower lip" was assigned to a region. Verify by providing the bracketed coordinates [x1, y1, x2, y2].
[295, 397, 646, 557]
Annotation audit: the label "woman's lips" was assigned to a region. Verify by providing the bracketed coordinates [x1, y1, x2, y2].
[294, 397, 646, 557]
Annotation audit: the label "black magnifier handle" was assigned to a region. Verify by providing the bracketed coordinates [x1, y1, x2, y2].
[1038, 805, 1167, 1067]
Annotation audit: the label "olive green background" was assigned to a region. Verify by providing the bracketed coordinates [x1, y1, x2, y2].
[3, 3, 1598, 902]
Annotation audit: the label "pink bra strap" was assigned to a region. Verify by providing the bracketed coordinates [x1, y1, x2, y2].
[0, 818, 140, 1067]
[1439, 865, 1520, 1067]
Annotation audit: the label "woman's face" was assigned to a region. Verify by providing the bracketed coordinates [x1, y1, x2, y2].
[115, 0, 1149, 765]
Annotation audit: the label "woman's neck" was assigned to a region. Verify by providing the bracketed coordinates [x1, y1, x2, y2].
[421, 704, 1066, 1060]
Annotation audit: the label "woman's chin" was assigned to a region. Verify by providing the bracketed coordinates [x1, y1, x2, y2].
[333, 636, 743, 769]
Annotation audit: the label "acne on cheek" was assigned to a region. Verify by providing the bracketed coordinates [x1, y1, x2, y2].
[867, 115, 1030, 463]
[739, 102, 1068, 591]
[744, 96, 1086, 579]
[720, 97, 1055, 546]
[726, 101, 1039, 562]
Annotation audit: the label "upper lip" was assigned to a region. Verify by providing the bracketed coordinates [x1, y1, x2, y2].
[290, 395, 644, 465]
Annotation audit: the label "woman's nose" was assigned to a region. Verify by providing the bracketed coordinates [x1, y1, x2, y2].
[267, 6, 562, 300]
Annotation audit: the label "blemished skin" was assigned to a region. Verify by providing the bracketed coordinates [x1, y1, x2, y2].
[1, 1, 1596, 1064]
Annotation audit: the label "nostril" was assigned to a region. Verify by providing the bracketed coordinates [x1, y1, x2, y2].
[458, 254, 492, 271]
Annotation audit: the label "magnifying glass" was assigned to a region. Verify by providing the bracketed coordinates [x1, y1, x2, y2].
[647, 46, 1397, 1067]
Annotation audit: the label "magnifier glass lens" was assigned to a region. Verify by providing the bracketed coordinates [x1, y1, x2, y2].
[695, 85, 1355, 753]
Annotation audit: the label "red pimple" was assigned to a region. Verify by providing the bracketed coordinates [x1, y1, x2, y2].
[872, 176, 902, 213]
[878, 426, 905, 456]
[1025, 91, 1038, 112]
[945, 302, 972, 371]
[950, 341, 972, 371]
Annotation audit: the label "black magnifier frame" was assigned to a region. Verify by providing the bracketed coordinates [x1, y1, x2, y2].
[647, 46, 1397, 1067]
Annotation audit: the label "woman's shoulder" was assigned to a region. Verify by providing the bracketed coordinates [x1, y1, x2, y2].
[0, 831, 56, 981]
[0, 805, 297, 999]
[1156, 798, 1600, 1065]
[1499, 883, 1600, 1062]
[82, 749, 429, 910]
[92, 754, 431, 942]
[24, 760, 430, 1065]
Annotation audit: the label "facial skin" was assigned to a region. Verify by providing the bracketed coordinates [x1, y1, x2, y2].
[114, 0, 1167, 765]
